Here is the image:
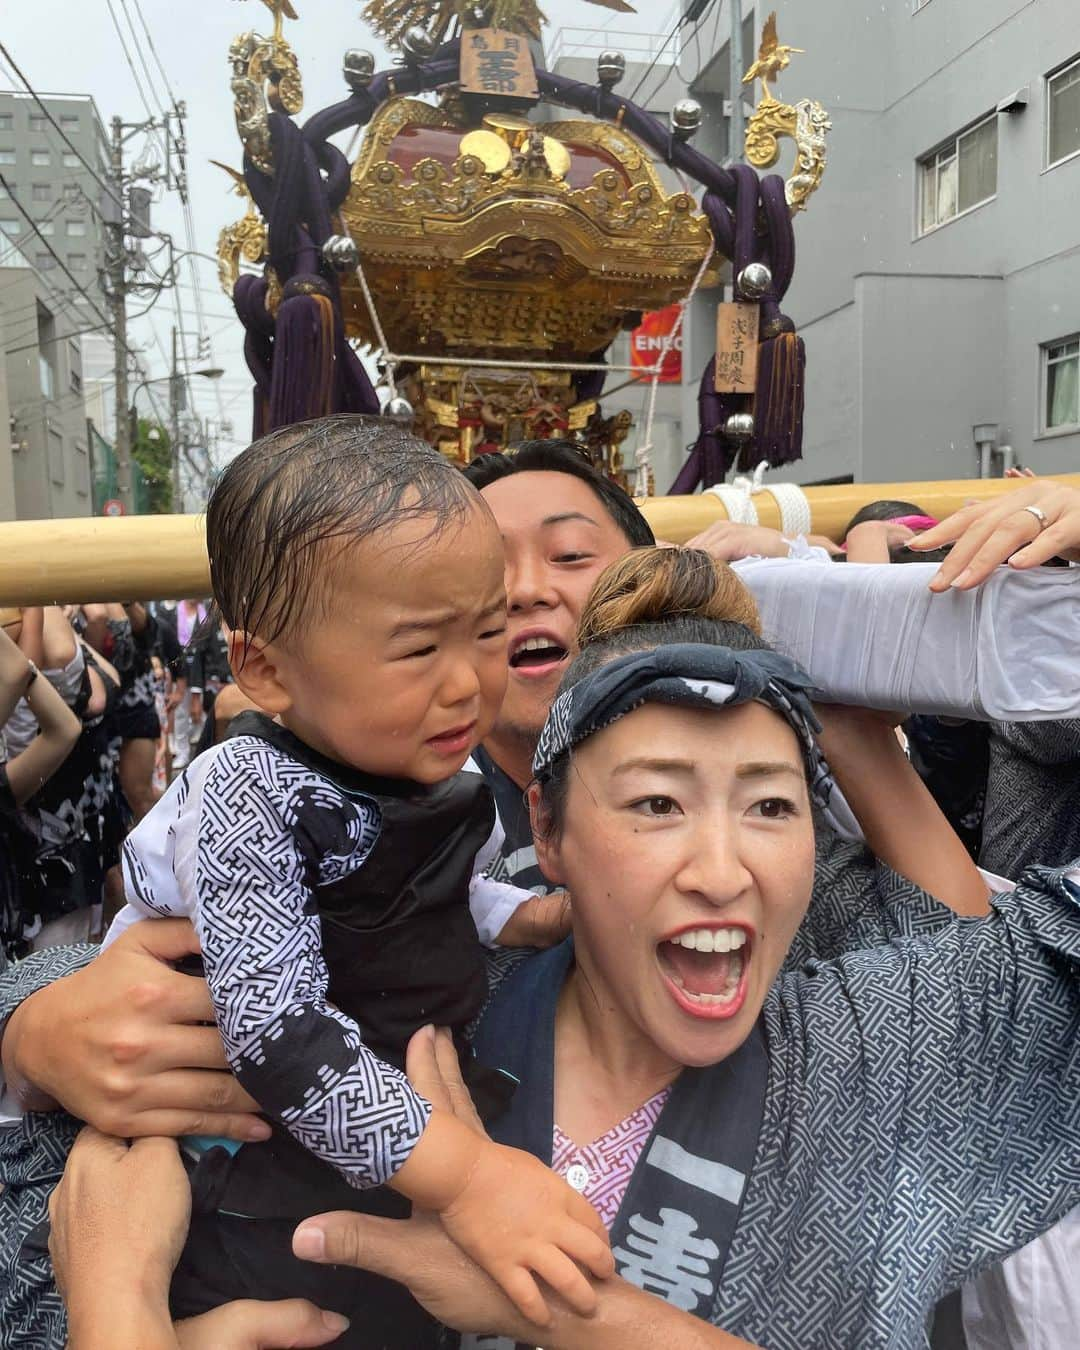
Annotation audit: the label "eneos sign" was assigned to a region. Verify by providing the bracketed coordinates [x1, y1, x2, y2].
[630, 305, 683, 384]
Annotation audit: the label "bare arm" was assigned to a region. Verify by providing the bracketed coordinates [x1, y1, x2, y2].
[0, 624, 35, 728]
[80, 604, 110, 654]
[40, 605, 77, 669]
[124, 600, 150, 634]
[3, 662, 83, 805]
[15, 605, 44, 665]
[816, 706, 990, 917]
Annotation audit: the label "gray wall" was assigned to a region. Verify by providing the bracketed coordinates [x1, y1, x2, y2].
[677, 0, 1080, 483]
[1, 267, 93, 519]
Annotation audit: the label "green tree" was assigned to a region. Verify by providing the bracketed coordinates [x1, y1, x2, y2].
[132, 418, 174, 514]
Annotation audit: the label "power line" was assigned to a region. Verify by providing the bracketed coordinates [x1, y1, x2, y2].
[0, 43, 125, 215]
[0, 175, 117, 337]
[626, 0, 720, 108]
[119, 0, 167, 119]
[129, 0, 180, 107]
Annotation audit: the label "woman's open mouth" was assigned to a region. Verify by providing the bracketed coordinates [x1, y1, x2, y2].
[656, 925, 751, 1020]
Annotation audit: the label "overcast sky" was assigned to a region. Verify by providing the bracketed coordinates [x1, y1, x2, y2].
[3, 0, 681, 463]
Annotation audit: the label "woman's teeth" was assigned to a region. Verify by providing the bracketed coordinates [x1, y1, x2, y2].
[660, 928, 749, 1005]
[667, 927, 747, 953]
[666, 974, 741, 1006]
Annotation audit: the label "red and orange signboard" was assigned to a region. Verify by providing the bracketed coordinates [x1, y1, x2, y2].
[630, 305, 684, 384]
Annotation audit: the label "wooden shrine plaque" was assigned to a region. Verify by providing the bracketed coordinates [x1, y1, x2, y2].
[714, 302, 760, 394]
[461, 28, 540, 100]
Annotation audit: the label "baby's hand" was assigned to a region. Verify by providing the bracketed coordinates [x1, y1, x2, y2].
[495, 891, 572, 949]
[440, 1138, 613, 1326]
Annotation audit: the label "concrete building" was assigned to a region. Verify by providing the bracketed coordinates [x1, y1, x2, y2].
[0, 250, 93, 520]
[674, 0, 1080, 483]
[0, 91, 109, 304]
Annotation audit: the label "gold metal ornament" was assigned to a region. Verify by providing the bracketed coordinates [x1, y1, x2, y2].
[742, 10, 830, 214]
[339, 98, 719, 362]
[742, 11, 803, 103]
[213, 161, 269, 294]
[360, 0, 634, 50]
[458, 129, 512, 175]
[228, 1, 303, 176]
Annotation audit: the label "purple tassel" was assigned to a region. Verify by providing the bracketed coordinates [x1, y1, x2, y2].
[753, 331, 805, 468]
[267, 278, 337, 430]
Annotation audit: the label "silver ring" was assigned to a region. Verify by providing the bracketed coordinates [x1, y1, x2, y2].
[1021, 504, 1049, 532]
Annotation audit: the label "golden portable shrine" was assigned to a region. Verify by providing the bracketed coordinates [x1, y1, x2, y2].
[215, 0, 831, 492]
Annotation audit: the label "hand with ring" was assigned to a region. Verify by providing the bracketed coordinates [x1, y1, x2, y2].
[908, 480, 1080, 592]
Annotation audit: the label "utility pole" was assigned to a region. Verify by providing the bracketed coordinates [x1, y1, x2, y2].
[107, 115, 133, 505]
[103, 109, 187, 513]
[170, 325, 183, 510]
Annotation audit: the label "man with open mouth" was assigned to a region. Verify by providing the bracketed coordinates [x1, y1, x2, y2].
[463, 441, 655, 896]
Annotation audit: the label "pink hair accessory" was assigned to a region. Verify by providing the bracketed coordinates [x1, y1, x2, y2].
[888, 514, 939, 532]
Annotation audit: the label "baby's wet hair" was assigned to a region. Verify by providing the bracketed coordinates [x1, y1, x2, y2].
[207, 414, 479, 654]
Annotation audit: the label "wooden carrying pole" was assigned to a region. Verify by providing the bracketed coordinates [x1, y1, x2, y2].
[2, 475, 1079, 606]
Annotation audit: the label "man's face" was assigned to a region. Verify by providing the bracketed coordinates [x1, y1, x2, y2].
[480, 470, 633, 748]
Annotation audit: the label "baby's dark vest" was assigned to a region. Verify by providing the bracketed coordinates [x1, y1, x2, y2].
[230, 711, 493, 1069]
[193, 711, 495, 1221]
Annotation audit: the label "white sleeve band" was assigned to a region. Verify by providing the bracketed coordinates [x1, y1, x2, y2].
[735, 558, 1080, 722]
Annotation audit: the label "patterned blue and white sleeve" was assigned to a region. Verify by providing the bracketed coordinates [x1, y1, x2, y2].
[769, 859, 1080, 1297]
[469, 814, 534, 947]
[185, 739, 433, 1188]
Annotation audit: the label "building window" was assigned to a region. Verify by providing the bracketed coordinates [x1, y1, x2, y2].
[31, 150, 50, 167]
[0, 219, 20, 236]
[68, 251, 87, 270]
[39, 352, 55, 400]
[62, 152, 80, 169]
[75, 440, 90, 497]
[1043, 337, 1080, 431]
[919, 114, 998, 233]
[48, 428, 65, 487]
[29, 114, 48, 133]
[37, 220, 54, 236]
[0, 150, 15, 165]
[0, 114, 12, 131]
[1048, 57, 1080, 168]
[35, 251, 55, 271]
[66, 220, 87, 236]
[31, 182, 51, 202]
[61, 114, 79, 131]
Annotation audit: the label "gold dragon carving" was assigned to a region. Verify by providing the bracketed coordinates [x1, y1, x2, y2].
[229, 0, 303, 176]
[742, 10, 831, 214]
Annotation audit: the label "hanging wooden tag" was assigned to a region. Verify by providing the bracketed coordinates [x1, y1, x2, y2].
[714, 302, 760, 394]
[461, 29, 540, 100]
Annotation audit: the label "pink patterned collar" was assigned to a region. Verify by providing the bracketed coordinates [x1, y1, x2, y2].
[552, 1088, 671, 1229]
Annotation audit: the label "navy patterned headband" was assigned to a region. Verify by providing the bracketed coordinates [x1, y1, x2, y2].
[533, 643, 855, 829]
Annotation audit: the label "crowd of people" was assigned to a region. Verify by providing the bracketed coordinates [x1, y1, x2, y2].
[0, 601, 241, 962]
[0, 419, 1078, 1350]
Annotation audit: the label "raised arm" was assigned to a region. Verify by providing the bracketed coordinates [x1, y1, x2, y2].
[1, 651, 83, 805]
[816, 705, 990, 917]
